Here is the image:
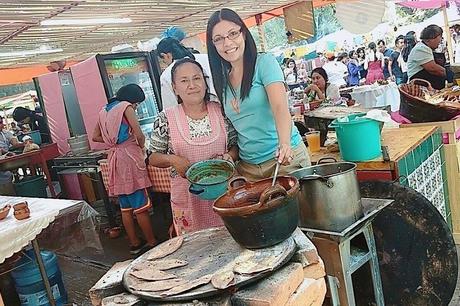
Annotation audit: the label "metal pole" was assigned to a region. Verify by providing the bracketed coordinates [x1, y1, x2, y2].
[31, 239, 56, 306]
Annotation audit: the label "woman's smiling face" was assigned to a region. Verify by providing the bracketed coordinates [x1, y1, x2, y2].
[172, 62, 206, 105]
[211, 20, 245, 63]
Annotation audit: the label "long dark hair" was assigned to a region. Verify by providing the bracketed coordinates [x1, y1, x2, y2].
[206, 8, 257, 103]
[171, 58, 212, 104]
[402, 33, 417, 62]
[368, 42, 378, 62]
[157, 37, 195, 61]
[286, 58, 298, 82]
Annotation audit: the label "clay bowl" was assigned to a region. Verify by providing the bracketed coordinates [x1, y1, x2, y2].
[13, 201, 28, 211]
[14, 208, 30, 220]
[0, 205, 11, 220]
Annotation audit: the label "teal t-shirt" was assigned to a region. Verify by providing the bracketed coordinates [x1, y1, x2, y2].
[223, 53, 302, 164]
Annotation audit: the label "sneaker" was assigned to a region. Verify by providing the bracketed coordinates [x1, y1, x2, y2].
[129, 240, 147, 255]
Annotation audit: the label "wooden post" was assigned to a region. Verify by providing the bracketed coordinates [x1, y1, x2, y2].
[443, 4, 454, 64]
[255, 14, 267, 52]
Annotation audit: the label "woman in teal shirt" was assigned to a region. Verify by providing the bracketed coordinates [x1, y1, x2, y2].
[206, 8, 310, 181]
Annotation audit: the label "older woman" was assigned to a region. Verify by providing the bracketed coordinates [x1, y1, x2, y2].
[407, 25, 446, 89]
[206, 8, 310, 182]
[148, 58, 237, 235]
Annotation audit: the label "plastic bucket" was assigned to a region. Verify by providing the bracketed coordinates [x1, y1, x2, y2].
[11, 250, 68, 306]
[330, 114, 382, 162]
[14, 176, 47, 198]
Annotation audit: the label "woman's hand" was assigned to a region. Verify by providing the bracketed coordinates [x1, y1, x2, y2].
[171, 155, 191, 178]
[221, 152, 234, 164]
[276, 143, 294, 165]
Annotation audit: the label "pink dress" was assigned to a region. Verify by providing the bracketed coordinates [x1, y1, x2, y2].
[165, 102, 226, 235]
[365, 60, 384, 85]
[98, 101, 151, 197]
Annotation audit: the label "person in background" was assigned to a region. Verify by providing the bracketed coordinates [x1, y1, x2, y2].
[304, 67, 341, 103]
[377, 39, 393, 79]
[148, 58, 237, 235]
[407, 25, 446, 90]
[389, 35, 405, 85]
[9, 122, 20, 136]
[365, 42, 385, 84]
[400, 32, 417, 84]
[206, 8, 310, 181]
[347, 50, 360, 86]
[156, 37, 217, 110]
[22, 135, 40, 153]
[12, 107, 50, 143]
[297, 61, 309, 87]
[0, 116, 23, 195]
[92, 84, 157, 255]
[284, 58, 299, 90]
[323, 52, 348, 88]
[356, 47, 367, 80]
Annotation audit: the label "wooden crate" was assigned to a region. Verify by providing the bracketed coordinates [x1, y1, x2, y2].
[401, 118, 460, 244]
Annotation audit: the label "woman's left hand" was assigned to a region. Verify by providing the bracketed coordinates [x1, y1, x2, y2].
[276, 143, 293, 165]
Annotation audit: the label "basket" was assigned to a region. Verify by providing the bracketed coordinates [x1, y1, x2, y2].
[399, 79, 460, 123]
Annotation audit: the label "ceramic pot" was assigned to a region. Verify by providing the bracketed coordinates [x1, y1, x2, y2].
[213, 176, 300, 249]
[0, 205, 11, 220]
[13, 201, 28, 211]
[14, 207, 30, 220]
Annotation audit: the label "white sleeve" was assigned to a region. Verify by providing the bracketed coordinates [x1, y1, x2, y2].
[160, 68, 178, 110]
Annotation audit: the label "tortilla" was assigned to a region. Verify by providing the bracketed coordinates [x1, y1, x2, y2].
[211, 270, 235, 289]
[233, 255, 277, 275]
[149, 258, 188, 270]
[147, 236, 184, 260]
[160, 274, 212, 297]
[130, 269, 176, 281]
[135, 278, 187, 292]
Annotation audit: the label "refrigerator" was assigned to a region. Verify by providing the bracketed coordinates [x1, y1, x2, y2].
[95, 51, 162, 137]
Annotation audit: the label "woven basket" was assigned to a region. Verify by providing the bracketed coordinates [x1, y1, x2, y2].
[399, 79, 460, 123]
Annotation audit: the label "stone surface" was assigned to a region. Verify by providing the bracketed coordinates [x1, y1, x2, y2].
[102, 292, 142, 306]
[89, 259, 133, 306]
[291, 228, 320, 267]
[231, 263, 304, 306]
[302, 258, 326, 280]
[285, 278, 327, 306]
[147, 294, 232, 306]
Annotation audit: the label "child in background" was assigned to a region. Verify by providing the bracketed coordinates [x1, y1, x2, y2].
[22, 135, 40, 153]
[92, 84, 157, 255]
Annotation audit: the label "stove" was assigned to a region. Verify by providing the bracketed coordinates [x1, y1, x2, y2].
[53, 150, 116, 227]
[53, 150, 107, 174]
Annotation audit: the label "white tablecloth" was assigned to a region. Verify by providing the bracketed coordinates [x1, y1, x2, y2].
[350, 82, 401, 111]
[0, 196, 85, 264]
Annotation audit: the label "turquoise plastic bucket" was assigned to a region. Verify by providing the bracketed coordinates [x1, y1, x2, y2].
[11, 249, 68, 306]
[330, 114, 382, 162]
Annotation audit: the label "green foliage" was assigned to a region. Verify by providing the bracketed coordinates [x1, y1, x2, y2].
[396, 6, 439, 24]
[314, 4, 341, 39]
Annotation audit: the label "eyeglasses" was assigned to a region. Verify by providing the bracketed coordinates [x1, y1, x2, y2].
[212, 29, 242, 46]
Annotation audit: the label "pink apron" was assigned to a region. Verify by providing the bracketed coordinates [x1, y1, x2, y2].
[366, 60, 384, 85]
[98, 101, 151, 196]
[165, 102, 226, 235]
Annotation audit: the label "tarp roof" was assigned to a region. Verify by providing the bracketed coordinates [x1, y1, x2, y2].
[0, 0, 334, 69]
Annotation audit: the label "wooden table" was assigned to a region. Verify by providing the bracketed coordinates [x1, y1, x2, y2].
[0, 143, 60, 197]
[309, 126, 452, 229]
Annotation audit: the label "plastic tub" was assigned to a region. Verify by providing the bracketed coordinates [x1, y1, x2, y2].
[330, 114, 382, 162]
[14, 176, 47, 198]
[11, 250, 68, 306]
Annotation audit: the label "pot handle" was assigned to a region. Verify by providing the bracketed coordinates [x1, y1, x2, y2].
[228, 176, 248, 191]
[299, 174, 334, 188]
[259, 184, 288, 207]
[189, 184, 204, 195]
[317, 157, 337, 164]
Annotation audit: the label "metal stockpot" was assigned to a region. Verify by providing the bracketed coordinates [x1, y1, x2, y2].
[289, 158, 363, 232]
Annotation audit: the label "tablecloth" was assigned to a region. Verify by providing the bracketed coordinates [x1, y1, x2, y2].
[350, 82, 401, 111]
[99, 159, 171, 194]
[0, 196, 86, 264]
